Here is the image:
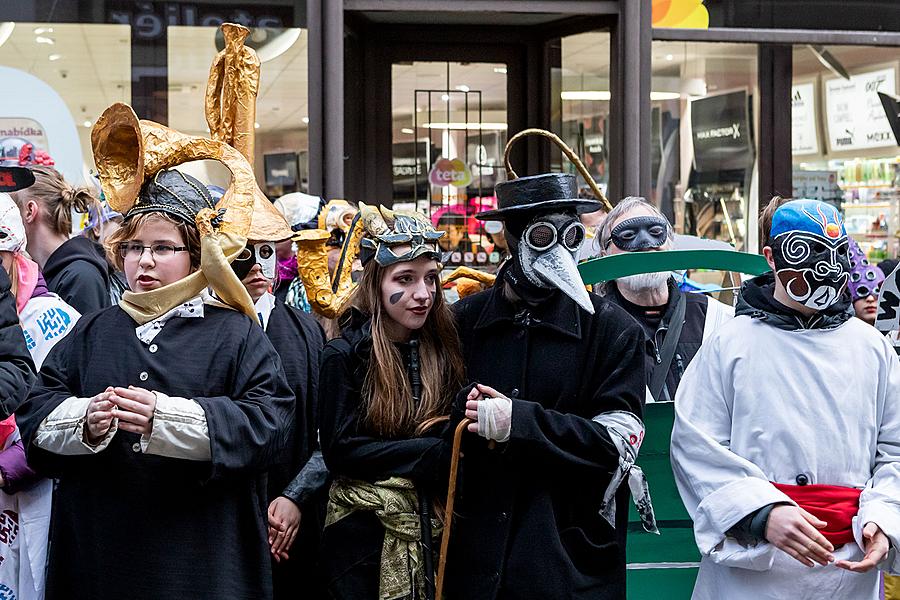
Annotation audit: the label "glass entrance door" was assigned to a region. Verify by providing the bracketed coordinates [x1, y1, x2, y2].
[391, 61, 507, 270]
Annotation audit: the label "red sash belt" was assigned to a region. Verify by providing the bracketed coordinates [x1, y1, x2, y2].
[772, 482, 861, 546]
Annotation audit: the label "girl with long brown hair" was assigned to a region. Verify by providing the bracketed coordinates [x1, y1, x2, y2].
[319, 204, 465, 600]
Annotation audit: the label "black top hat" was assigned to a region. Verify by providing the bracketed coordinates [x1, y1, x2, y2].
[128, 169, 217, 224]
[0, 167, 36, 193]
[476, 173, 603, 221]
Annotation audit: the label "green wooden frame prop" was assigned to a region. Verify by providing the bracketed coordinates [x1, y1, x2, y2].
[578, 250, 771, 285]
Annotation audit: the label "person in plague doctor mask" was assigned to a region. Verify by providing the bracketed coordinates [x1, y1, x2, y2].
[445, 173, 651, 600]
[671, 199, 900, 600]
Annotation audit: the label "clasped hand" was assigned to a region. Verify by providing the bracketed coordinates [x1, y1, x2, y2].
[85, 385, 157, 443]
[766, 505, 888, 572]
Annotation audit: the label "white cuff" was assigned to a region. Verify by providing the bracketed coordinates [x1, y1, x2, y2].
[857, 502, 900, 574]
[140, 392, 211, 461]
[35, 396, 118, 455]
[693, 477, 795, 555]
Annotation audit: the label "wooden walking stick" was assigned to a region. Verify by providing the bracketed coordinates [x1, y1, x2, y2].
[435, 417, 472, 599]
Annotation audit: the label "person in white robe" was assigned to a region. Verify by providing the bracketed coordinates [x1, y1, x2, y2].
[671, 199, 900, 600]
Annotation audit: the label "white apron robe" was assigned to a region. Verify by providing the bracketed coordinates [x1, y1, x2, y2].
[671, 315, 900, 600]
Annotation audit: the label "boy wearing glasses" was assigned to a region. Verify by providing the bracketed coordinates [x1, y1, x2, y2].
[17, 168, 293, 600]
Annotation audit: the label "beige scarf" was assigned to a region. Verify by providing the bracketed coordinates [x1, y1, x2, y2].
[118, 230, 257, 325]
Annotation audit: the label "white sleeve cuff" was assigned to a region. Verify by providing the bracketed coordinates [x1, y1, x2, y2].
[35, 396, 118, 455]
[140, 392, 211, 461]
[693, 477, 795, 555]
[857, 501, 900, 574]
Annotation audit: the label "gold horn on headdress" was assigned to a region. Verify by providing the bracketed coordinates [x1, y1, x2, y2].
[294, 210, 365, 319]
[205, 23, 291, 242]
[91, 102, 256, 237]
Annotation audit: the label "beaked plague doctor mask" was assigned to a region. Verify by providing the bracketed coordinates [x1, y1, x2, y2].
[504, 211, 593, 313]
[769, 200, 850, 311]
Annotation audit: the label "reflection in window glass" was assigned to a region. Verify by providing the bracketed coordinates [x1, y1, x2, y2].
[651, 41, 759, 251]
[391, 61, 508, 270]
[168, 26, 308, 197]
[0, 23, 131, 186]
[792, 45, 900, 261]
[558, 32, 612, 199]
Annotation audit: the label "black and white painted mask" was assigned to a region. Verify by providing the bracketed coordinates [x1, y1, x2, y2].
[233, 242, 277, 280]
[509, 211, 593, 313]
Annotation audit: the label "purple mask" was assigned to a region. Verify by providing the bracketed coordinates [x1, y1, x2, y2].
[847, 239, 885, 301]
[277, 255, 298, 282]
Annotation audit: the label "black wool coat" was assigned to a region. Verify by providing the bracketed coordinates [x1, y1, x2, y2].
[446, 284, 646, 600]
[17, 305, 294, 600]
[263, 301, 326, 600]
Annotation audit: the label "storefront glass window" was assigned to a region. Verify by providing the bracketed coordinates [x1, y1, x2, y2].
[791, 45, 900, 262]
[391, 61, 508, 270]
[0, 22, 131, 189]
[168, 26, 308, 197]
[650, 40, 759, 252]
[557, 31, 612, 198]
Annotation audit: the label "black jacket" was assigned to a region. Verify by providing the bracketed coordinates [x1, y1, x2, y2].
[447, 281, 646, 600]
[0, 268, 35, 416]
[736, 272, 854, 331]
[605, 279, 713, 402]
[263, 302, 326, 600]
[43, 237, 112, 315]
[318, 309, 450, 599]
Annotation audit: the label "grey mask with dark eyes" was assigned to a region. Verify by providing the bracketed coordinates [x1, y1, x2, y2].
[608, 216, 669, 251]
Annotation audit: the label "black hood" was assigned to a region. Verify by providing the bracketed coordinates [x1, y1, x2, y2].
[43, 237, 111, 284]
[735, 272, 853, 331]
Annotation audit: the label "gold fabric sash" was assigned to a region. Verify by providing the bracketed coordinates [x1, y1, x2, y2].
[118, 231, 256, 324]
[326, 477, 441, 600]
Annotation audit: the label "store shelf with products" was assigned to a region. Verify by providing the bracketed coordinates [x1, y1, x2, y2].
[843, 200, 898, 261]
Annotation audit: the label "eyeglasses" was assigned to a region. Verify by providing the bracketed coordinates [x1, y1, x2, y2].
[524, 221, 585, 252]
[118, 242, 188, 260]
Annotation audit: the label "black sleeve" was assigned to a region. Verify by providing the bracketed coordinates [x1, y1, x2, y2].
[52, 261, 110, 315]
[282, 450, 329, 506]
[194, 322, 295, 479]
[318, 346, 448, 486]
[0, 269, 35, 417]
[506, 320, 646, 475]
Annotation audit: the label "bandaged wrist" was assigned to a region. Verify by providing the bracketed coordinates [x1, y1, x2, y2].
[476, 395, 512, 443]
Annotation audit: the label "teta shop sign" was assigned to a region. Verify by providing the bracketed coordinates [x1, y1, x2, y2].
[429, 158, 472, 188]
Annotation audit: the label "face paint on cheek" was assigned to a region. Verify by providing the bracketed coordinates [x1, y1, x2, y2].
[389, 291, 404, 305]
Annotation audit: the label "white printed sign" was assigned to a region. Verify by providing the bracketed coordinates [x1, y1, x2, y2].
[876, 263, 900, 334]
[791, 82, 819, 155]
[825, 67, 897, 151]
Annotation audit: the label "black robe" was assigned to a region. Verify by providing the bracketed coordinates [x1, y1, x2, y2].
[446, 283, 646, 600]
[17, 305, 294, 600]
[318, 310, 449, 599]
[263, 301, 326, 600]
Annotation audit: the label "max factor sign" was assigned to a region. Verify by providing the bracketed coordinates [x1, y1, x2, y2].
[695, 123, 742, 141]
